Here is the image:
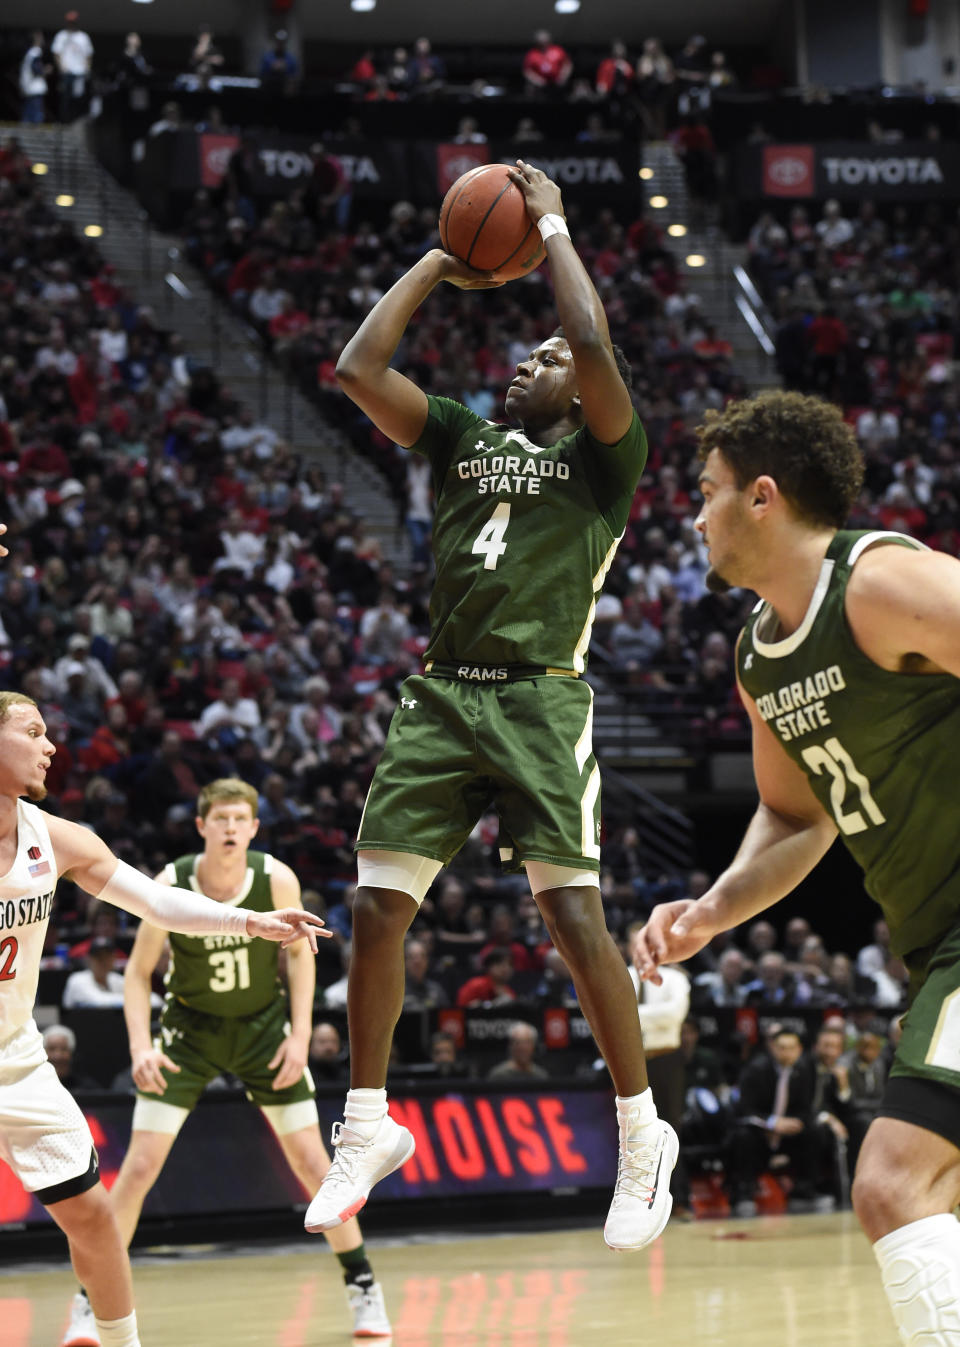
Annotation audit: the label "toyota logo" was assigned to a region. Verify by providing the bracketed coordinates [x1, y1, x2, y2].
[770, 156, 809, 187]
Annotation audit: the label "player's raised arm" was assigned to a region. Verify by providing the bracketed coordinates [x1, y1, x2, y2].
[508, 161, 634, 446]
[336, 250, 500, 449]
[46, 815, 330, 949]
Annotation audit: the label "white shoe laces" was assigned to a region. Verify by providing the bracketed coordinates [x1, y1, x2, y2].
[612, 1131, 662, 1205]
[326, 1121, 367, 1191]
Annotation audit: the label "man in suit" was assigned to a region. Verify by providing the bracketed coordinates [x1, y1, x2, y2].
[726, 1027, 820, 1216]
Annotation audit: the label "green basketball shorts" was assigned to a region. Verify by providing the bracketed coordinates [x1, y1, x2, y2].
[143, 995, 315, 1111]
[357, 669, 602, 872]
[890, 923, 960, 1093]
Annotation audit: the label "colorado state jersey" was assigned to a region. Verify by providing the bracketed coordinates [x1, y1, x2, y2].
[0, 799, 57, 1043]
[738, 529, 960, 959]
[161, 850, 280, 1017]
[412, 396, 647, 670]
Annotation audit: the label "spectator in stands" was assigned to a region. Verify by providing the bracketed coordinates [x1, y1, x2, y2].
[406, 37, 445, 99]
[845, 1029, 888, 1170]
[595, 38, 634, 102]
[427, 1030, 470, 1078]
[744, 919, 777, 962]
[116, 32, 152, 95]
[512, 117, 544, 144]
[304, 142, 350, 231]
[62, 937, 126, 1009]
[726, 1027, 821, 1217]
[309, 1021, 349, 1083]
[693, 946, 747, 1008]
[635, 37, 674, 140]
[434, 875, 486, 964]
[148, 101, 183, 138]
[743, 950, 800, 1006]
[20, 30, 49, 125]
[453, 116, 487, 146]
[42, 1024, 99, 1094]
[194, 675, 261, 743]
[609, 595, 662, 676]
[323, 942, 352, 1010]
[522, 30, 572, 97]
[358, 588, 411, 666]
[189, 24, 225, 83]
[457, 949, 517, 1008]
[815, 198, 854, 250]
[673, 33, 710, 115]
[487, 1022, 549, 1081]
[478, 905, 535, 974]
[857, 918, 892, 979]
[259, 30, 298, 97]
[680, 1017, 723, 1093]
[347, 49, 377, 93]
[51, 10, 93, 122]
[402, 938, 449, 1010]
[534, 948, 578, 1006]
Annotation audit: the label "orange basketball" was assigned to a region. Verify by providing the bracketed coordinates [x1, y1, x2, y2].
[439, 163, 546, 282]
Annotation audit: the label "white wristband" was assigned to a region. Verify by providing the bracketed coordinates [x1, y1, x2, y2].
[537, 213, 570, 242]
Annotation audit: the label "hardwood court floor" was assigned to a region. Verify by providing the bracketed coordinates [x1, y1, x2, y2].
[5, 1212, 898, 1347]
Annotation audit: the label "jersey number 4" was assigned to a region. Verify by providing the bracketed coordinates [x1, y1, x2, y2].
[801, 737, 886, 836]
[472, 503, 510, 570]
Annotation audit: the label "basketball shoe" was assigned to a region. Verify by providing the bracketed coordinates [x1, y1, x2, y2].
[304, 1114, 415, 1232]
[61, 1291, 100, 1347]
[603, 1119, 679, 1251]
[347, 1278, 392, 1338]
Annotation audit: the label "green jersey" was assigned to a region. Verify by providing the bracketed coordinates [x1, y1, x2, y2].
[411, 396, 647, 671]
[161, 850, 281, 1017]
[737, 529, 960, 959]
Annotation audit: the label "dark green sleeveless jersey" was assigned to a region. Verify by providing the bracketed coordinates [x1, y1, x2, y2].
[411, 396, 647, 670]
[162, 850, 281, 1017]
[738, 529, 960, 959]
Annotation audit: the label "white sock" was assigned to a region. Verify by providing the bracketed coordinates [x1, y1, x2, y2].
[94, 1310, 140, 1347]
[873, 1213, 960, 1345]
[344, 1087, 388, 1137]
[616, 1088, 658, 1147]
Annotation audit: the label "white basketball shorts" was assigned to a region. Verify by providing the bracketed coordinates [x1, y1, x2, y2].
[0, 1020, 99, 1202]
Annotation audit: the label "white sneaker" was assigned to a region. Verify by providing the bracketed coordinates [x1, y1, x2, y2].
[62, 1292, 100, 1347]
[347, 1279, 392, 1337]
[304, 1114, 415, 1233]
[603, 1121, 679, 1251]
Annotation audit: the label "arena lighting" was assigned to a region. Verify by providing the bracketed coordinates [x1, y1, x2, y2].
[686, 254, 707, 267]
[638, 167, 654, 180]
[84, 225, 103, 237]
[555, 0, 581, 11]
[350, 0, 377, 10]
[55, 194, 74, 207]
[649, 194, 668, 208]
[667, 223, 687, 237]
[31, 162, 48, 175]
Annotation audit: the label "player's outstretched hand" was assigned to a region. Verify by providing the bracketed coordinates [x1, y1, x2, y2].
[428, 248, 504, 290]
[0, 523, 8, 558]
[507, 160, 564, 225]
[131, 1045, 180, 1095]
[633, 898, 717, 984]
[246, 909, 331, 951]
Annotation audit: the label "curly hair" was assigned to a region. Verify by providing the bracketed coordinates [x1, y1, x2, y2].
[696, 391, 863, 529]
[551, 327, 633, 390]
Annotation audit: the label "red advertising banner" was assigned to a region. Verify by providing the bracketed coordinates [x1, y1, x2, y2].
[199, 133, 240, 188]
[762, 144, 815, 197]
[436, 143, 489, 196]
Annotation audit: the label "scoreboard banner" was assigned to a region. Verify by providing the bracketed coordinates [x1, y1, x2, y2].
[735, 140, 960, 201]
[142, 132, 640, 207]
[1, 1083, 616, 1228]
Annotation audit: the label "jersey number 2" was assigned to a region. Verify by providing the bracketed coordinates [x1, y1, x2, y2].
[801, 737, 886, 836]
[0, 935, 17, 981]
[472, 503, 510, 570]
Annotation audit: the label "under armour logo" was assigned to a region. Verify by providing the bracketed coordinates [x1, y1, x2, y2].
[743, 653, 754, 670]
[401, 697, 418, 709]
[475, 439, 488, 453]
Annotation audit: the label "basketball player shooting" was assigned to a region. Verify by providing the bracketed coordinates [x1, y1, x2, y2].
[304, 161, 677, 1252]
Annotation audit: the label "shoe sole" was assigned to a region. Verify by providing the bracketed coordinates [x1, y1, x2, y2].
[604, 1125, 680, 1252]
[305, 1128, 416, 1233]
[353, 1330, 393, 1339]
[63, 1338, 99, 1346]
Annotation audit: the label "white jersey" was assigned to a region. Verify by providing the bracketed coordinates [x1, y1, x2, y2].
[0, 799, 57, 1045]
